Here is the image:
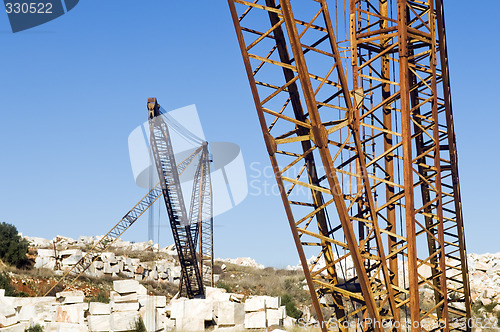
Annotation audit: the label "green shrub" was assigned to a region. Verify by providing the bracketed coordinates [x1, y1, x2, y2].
[484, 302, 498, 312]
[0, 222, 30, 268]
[0, 271, 16, 296]
[216, 281, 232, 293]
[88, 291, 109, 303]
[281, 293, 302, 319]
[131, 317, 146, 332]
[25, 324, 43, 332]
[472, 302, 483, 315]
[0, 271, 32, 297]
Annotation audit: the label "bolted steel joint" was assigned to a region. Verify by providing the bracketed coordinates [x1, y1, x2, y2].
[264, 132, 277, 156]
[310, 125, 329, 148]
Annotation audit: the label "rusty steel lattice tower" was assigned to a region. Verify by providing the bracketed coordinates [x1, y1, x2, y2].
[228, 0, 470, 331]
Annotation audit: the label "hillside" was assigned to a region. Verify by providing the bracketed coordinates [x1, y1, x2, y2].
[0, 235, 499, 331]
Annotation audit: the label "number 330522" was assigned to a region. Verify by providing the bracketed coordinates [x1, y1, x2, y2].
[5, 2, 53, 14]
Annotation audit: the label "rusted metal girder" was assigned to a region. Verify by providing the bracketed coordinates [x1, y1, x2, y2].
[188, 143, 214, 287]
[229, 0, 470, 330]
[229, 0, 400, 330]
[435, 0, 471, 326]
[352, 0, 470, 329]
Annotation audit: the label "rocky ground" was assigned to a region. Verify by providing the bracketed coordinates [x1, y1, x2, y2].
[0, 278, 295, 331]
[0, 235, 308, 331]
[0, 235, 499, 331]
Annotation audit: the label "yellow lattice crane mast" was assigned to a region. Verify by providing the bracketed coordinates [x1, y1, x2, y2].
[228, 0, 470, 331]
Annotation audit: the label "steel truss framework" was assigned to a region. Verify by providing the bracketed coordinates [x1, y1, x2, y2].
[228, 0, 469, 331]
[44, 185, 163, 296]
[149, 98, 205, 298]
[188, 143, 214, 287]
[44, 147, 203, 296]
[43, 104, 214, 296]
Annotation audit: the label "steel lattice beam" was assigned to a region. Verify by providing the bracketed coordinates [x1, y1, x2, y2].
[43, 147, 203, 296]
[148, 98, 204, 299]
[43, 185, 163, 296]
[229, 0, 470, 331]
[188, 143, 214, 287]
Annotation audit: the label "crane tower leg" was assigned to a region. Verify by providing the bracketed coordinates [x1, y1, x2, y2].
[228, 0, 470, 330]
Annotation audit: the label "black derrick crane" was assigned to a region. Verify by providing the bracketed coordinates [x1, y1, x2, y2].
[148, 97, 204, 298]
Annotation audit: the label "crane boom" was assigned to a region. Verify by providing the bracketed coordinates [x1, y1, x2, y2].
[148, 98, 204, 298]
[43, 146, 202, 296]
[44, 186, 162, 295]
[44, 99, 211, 299]
[188, 143, 213, 286]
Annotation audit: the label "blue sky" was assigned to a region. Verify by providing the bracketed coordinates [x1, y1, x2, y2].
[0, 1, 497, 268]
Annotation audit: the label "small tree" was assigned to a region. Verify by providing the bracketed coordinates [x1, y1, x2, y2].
[281, 293, 303, 319]
[0, 222, 30, 268]
[0, 271, 16, 296]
